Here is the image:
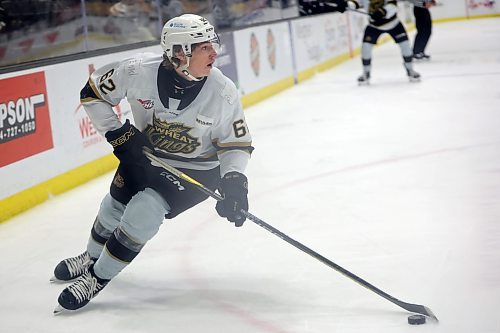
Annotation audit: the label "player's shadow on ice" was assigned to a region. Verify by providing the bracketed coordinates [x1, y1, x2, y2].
[80, 276, 343, 315]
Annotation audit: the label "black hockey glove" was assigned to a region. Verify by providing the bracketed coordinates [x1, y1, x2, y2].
[324, 0, 347, 12]
[369, 7, 387, 20]
[215, 172, 249, 227]
[105, 119, 154, 166]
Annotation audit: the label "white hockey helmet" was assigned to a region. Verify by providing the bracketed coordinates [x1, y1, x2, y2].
[161, 14, 219, 61]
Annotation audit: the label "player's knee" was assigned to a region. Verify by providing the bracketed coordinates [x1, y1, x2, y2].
[97, 193, 126, 232]
[120, 188, 170, 243]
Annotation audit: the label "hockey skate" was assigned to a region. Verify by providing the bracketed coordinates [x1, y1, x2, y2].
[413, 52, 430, 61]
[357, 72, 370, 85]
[407, 69, 421, 82]
[51, 251, 95, 283]
[54, 264, 109, 314]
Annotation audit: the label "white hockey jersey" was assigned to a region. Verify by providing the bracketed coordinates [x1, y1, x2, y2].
[359, 0, 400, 30]
[81, 53, 252, 176]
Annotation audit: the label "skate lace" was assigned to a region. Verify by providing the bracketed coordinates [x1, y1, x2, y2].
[68, 271, 104, 303]
[65, 252, 91, 277]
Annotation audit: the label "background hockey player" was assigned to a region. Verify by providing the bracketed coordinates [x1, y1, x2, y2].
[407, 0, 436, 60]
[327, 0, 421, 84]
[51, 14, 253, 314]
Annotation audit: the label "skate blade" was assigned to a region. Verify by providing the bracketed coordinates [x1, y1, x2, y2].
[53, 305, 68, 315]
[358, 81, 370, 86]
[49, 276, 61, 283]
[409, 77, 421, 83]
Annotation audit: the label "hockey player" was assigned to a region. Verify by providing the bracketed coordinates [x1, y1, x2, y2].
[52, 14, 253, 314]
[409, 0, 436, 60]
[328, 0, 420, 84]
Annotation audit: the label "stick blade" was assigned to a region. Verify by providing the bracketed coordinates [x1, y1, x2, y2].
[400, 302, 438, 321]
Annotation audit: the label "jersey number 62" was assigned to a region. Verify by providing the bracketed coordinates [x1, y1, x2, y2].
[98, 69, 116, 95]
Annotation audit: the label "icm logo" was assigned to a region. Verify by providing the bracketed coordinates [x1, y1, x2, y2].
[161, 172, 185, 191]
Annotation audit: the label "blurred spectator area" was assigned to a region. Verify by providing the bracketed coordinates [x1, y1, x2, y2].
[0, 0, 298, 68]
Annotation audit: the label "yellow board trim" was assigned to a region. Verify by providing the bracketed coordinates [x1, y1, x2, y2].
[297, 52, 355, 83]
[0, 155, 118, 223]
[434, 13, 500, 24]
[240, 76, 295, 109]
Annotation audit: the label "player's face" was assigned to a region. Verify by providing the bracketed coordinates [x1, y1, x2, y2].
[188, 42, 218, 78]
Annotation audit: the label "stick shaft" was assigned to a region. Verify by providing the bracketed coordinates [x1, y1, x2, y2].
[348, 8, 370, 15]
[144, 149, 437, 320]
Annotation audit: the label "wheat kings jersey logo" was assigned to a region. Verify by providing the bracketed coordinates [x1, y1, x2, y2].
[144, 113, 200, 154]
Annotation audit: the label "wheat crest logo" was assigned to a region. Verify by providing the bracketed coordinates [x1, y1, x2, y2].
[144, 113, 200, 154]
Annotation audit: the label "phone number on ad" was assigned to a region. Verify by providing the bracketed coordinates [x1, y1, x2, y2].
[0, 121, 36, 142]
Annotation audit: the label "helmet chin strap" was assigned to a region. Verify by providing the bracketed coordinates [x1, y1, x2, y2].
[179, 57, 202, 82]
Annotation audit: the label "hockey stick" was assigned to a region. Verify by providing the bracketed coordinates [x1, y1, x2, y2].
[348, 7, 370, 15]
[143, 148, 438, 321]
[324, 2, 370, 15]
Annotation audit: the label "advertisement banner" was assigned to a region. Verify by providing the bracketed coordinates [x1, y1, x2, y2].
[466, 0, 498, 15]
[234, 22, 294, 95]
[291, 14, 351, 73]
[0, 72, 53, 167]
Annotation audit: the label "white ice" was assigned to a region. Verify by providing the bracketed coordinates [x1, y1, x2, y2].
[1, 18, 500, 333]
